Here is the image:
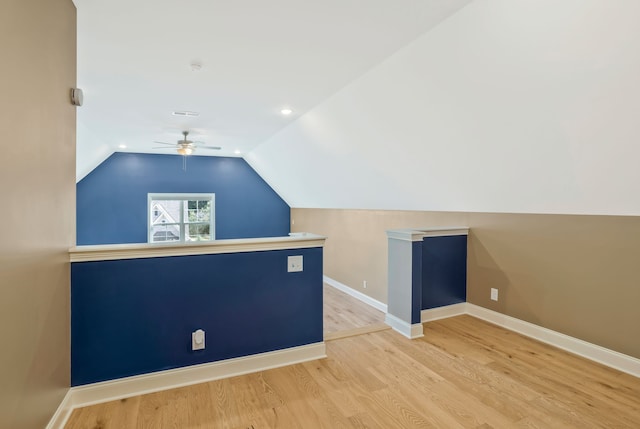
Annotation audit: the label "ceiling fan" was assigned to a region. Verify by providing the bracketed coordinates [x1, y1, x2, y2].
[153, 131, 221, 156]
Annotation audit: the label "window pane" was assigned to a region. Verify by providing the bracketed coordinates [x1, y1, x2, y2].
[185, 200, 210, 223]
[186, 223, 210, 241]
[149, 194, 214, 243]
[151, 224, 180, 242]
[151, 200, 181, 225]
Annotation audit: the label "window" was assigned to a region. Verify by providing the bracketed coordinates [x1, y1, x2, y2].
[148, 194, 215, 243]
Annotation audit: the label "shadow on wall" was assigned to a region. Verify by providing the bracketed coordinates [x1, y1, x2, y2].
[76, 153, 290, 245]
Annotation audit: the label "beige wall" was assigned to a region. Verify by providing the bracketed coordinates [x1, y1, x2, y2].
[292, 208, 640, 359]
[0, 1, 76, 428]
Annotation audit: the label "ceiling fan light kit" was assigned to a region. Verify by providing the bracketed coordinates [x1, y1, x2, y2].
[152, 131, 221, 157]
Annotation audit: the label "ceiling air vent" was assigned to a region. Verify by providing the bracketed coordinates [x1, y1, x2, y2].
[172, 111, 199, 117]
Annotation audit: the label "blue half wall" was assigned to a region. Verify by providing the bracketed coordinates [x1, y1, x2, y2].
[77, 153, 290, 245]
[71, 247, 324, 385]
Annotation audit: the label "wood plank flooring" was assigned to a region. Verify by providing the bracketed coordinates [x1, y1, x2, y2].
[65, 315, 640, 428]
[323, 283, 386, 335]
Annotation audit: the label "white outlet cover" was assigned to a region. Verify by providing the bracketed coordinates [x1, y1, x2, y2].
[287, 255, 303, 272]
[192, 329, 205, 351]
[490, 288, 499, 301]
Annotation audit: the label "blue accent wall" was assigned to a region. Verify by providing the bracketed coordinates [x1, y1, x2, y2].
[421, 235, 467, 309]
[77, 153, 290, 245]
[71, 247, 323, 386]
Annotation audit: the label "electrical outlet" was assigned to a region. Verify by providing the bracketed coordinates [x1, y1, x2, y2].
[363, 280, 367, 289]
[287, 255, 303, 272]
[490, 288, 499, 301]
[192, 329, 205, 351]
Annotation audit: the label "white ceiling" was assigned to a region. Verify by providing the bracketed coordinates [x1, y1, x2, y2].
[74, 0, 471, 180]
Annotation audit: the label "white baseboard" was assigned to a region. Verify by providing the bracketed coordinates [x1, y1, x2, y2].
[47, 300, 640, 428]
[385, 313, 424, 339]
[466, 304, 640, 378]
[421, 302, 467, 322]
[323, 275, 387, 313]
[45, 389, 73, 429]
[47, 342, 326, 429]
[323, 278, 640, 377]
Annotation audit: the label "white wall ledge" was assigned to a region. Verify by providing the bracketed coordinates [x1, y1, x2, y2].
[70, 233, 326, 262]
[386, 227, 469, 242]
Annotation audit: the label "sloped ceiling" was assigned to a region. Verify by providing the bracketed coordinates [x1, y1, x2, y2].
[247, 0, 640, 216]
[75, 0, 471, 181]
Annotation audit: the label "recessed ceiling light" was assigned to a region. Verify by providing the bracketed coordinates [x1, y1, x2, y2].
[281, 108, 293, 116]
[234, 149, 242, 155]
[118, 144, 127, 149]
[172, 111, 200, 117]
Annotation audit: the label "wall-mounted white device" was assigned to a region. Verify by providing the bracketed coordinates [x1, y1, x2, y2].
[287, 255, 303, 272]
[192, 329, 205, 350]
[70, 88, 83, 106]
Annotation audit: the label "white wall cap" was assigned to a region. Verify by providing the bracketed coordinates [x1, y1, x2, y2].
[386, 227, 469, 241]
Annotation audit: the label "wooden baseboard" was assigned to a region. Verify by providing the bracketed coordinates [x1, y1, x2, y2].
[45, 389, 73, 429]
[48, 301, 640, 428]
[47, 342, 326, 429]
[385, 313, 424, 339]
[418, 302, 640, 378]
[330, 283, 640, 377]
[323, 275, 387, 313]
[421, 302, 467, 322]
[465, 304, 640, 378]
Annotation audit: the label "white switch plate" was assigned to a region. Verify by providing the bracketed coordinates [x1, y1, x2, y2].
[490, 288, 499, 301]
[192, 329, 205, 351]
[287, 255, 303, 272]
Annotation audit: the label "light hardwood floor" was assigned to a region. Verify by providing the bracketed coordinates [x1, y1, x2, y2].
[65, 315, 640, 428]
[323, 283, 386, 336]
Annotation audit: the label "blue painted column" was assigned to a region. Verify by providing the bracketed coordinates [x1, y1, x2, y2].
[422, 235, 467, 309]
[386, 227, 469, 339]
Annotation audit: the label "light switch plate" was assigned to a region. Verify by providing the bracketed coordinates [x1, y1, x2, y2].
[288, 255, 303, 272]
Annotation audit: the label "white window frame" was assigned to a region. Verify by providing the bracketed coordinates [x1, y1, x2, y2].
[148, 193, 215, 243]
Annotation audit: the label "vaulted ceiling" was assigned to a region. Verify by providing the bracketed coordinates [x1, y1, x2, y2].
[247, 1, 640, 215]
[76, 1, 640, 216]
[75, 0, 471, 180]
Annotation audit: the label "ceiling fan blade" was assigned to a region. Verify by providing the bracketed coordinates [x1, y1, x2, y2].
[152, 146, 175, 149]
[197, 145, 222, 150]
[153, 141, 176, 146]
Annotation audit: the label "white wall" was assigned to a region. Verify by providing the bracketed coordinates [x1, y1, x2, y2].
[247, 0, 640, 215]
[76, 120, 113, 181]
